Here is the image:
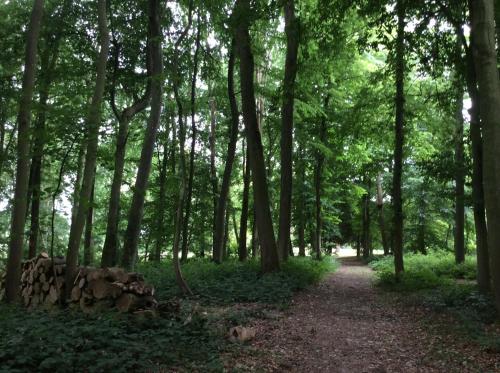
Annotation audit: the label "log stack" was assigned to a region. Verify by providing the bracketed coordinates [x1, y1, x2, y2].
[0, 252, 157, 314]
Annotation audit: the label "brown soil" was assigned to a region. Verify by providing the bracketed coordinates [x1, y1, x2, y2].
[239, 257, 499, 373]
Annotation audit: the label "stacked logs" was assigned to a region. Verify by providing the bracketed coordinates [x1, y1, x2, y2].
[71, 266, 157, 314]
[1, 252, 157, 314]
[20, 252, 66, 308]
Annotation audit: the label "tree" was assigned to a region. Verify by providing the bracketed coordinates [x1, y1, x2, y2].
[4, 0, 45, 303]
[213, 40, 240, 263]
[278, 0, 299, 261]
[233, 0, 280, 272]
[392, 0, 405, 278]
[65, 0, 110, 298]
[121, 0, 164, 269]
[469, 0, 500, 312]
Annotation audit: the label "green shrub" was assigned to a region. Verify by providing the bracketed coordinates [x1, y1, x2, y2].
[138, 256, 337, 306]
[370, 251, 477, 291]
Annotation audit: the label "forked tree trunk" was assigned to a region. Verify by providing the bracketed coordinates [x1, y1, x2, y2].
[469, 0, 500, 311]
[5, 0, 45, 302]
[181, 19, 201, 262]
[121, 0, 164, 269]
[214, 41, 240, 263]
[65, 0, 109, 299]
[278, 0, 299, 261]
[233, 0, 280, 272]
[101, 42, 150, 268]
[392, 0, 405, 279]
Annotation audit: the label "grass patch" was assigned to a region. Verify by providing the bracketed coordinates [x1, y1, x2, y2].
[0, 256, 336, 372]
[138, 256, 338, 306]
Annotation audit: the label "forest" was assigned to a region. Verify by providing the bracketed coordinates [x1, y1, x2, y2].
[0, 0, 500, 371]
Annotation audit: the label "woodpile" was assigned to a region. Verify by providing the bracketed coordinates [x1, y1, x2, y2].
[1, 252, 157, 314]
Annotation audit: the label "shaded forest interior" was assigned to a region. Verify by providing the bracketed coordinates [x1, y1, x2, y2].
[1, 0, 500, 371]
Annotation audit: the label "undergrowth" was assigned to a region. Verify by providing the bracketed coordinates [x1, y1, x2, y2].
[0, 256, 336, 372]
[138, 256, 337, 306]
[370, 251, 499, 351]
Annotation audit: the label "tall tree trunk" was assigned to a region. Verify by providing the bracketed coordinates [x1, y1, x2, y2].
[214, 40, 240, 263]
[238, 140, 250, 261]
[392, 0, 405, 278]
[209, 97, 218, 256]
[101, 43, 150, 267]
[454, 71, 465, 264]
[121, 0, 163, 269]
[297, 144, 306, 257]
[469, 0, 500, 311]
[171, 0, 193, 294]
[71, 143, 85, 225]
[278, 0, 299, 261]
[376, 174, 389, 256]
[5, 0, 44, 302]
[152, 128, 170, 262]
[233, 0, 280, 272]
[460, 27, 490, 292]
[362, 178, 371, 258]
[314, 96, 329, 261]
[83, 177, 95, 266]
[65, 0, 109, 299]
[223, 204, 230, 259]
[181, 18, 201, 262]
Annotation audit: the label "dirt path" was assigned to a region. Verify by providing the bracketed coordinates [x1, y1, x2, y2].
[247, 257, 498, 373]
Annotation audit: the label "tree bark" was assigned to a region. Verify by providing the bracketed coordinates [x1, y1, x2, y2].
[314, 95, 329, 261]
[278, 0, 299, 261]
[181, 18, 201, 262]
[101, 42, 150, 268]
[65, 0, 109, 299]
[5, 0, 44, 302]
[121, 0, 164, 269]
[460, 26, 490, 292]
[214, 40, 240, 263]
[233, 0, 280, 272]
[71, 143, 85, 225]
[297, 144, 306, 257]
[376, 174, 389, 256]
[392, 0, 405, 278]
[469, 0, 500, 310]
[454, 68, 465, 264]
[238, 140, 250, 261]
[362, 177, 371, 258]
[83, 176, 95, 266]
[209, 97, 218, 256]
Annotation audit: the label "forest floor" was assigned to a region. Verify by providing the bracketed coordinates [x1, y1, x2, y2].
[230, 257, 500, 372]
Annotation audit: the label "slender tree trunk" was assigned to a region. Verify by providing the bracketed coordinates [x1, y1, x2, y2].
[181, 19, 201, 262]
[392, 0, 405, 278]
[209, 97, 218, 256]
[251, 205, 258, 258]
[376, 174, 389, 255]
[71, 144, 85, 225]
[454, 74, 465, 264]
[121, 0, 163, 270]
[297, 144, 306, 257]
[278, 0, 299, 261]
[83, 177, 95, 266]
[65, 0, 109, 299]
[233, 0, 280, 272]
[458, 25, 491, 292]
[362, 178, 371, 259]
[223, 205, 230, 259]
[469, 0, 500, 311]
[239, 141, 250, 261]
[214, 41, 240, 263]
[314, 96, 329, 261]
[5, 0, 44, 302]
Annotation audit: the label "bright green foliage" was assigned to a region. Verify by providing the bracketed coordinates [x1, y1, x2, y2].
[139, 257, 338, 306]
[370, 252, 477, 291]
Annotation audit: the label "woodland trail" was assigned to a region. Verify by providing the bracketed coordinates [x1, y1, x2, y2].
[247, 257, 498, 373]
